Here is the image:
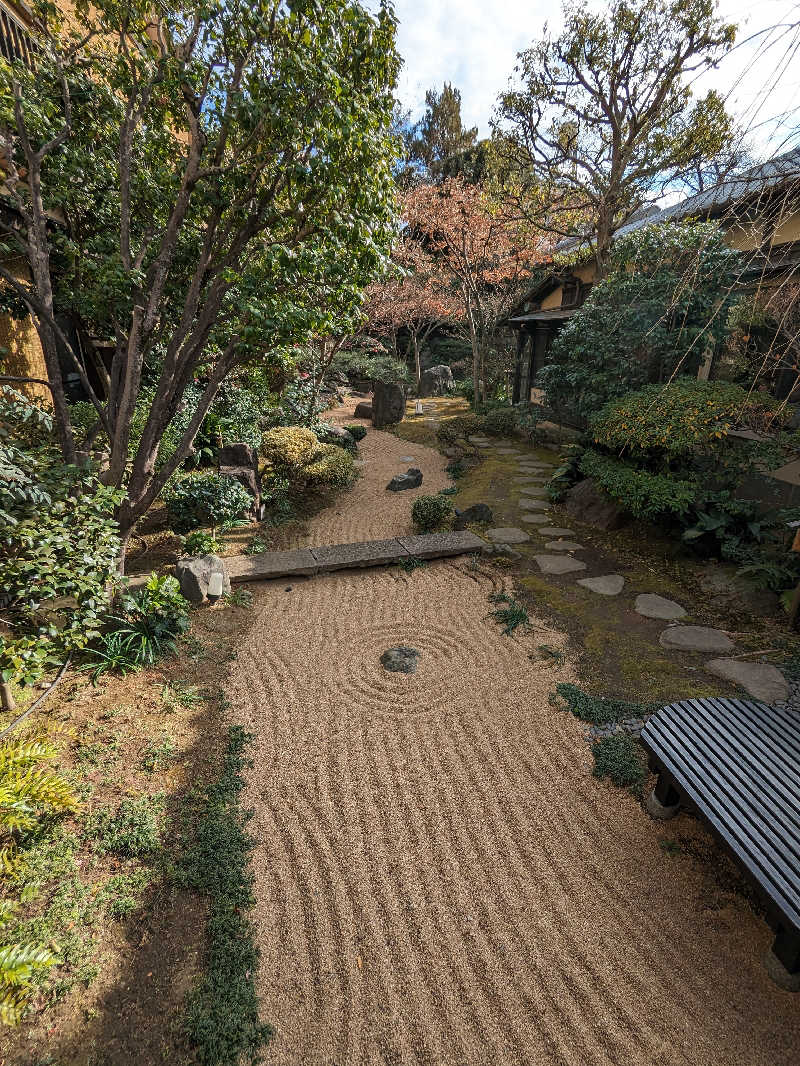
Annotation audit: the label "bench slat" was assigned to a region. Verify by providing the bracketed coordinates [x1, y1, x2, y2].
[641, 698, 800, 932]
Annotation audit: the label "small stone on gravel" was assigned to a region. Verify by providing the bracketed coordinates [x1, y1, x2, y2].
[380, 646, 421, 674]
[659, 625, 734, 654]
[634, 593, 687, 620]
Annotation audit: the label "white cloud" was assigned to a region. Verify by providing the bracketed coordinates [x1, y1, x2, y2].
[374, 0, 800, 156]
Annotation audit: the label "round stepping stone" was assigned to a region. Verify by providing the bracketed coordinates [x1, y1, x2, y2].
[704, 658, 788, 704]
[487, 526, 530, 544]
[519, 487, 547, 498]
[494, 448, 519, 455]
[519, 499, 549, 511]
[534, 554, 588, 575]
[659, 625, 734, 654]
[634, 593, 687, 621]
[537, 527, 574, 537]
[577, 574, 625, 596]
[468, 436, 491, 444]
[545, 540, 584, 551]
[514, 476, 543, 484]
[521, 514, 549, 524]
[400, 455, 416, 462]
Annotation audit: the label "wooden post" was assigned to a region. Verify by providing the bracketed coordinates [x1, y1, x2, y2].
[518, 331, 533, 405]
[511, 329, 524, 405]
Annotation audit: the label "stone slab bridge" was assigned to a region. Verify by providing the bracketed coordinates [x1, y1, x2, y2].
[226, 530, 486, 582]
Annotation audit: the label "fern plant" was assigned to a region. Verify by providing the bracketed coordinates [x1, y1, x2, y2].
[0, 740, 77, 1023]
[0, 739, 78, 873]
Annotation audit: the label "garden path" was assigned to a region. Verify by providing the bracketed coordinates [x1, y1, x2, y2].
[227, 401, 800, 1066]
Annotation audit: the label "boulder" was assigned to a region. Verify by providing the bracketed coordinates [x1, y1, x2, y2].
[418, 364, 454, 398]
[175, 554, 230, 605]
[563, 478, 627, 530]
[353, 401, 373, 420]
[372, 380, 406, 428]
[217, 442, 256, 468]
[453, 503, 493, 529]
[387, 468, 423, 492]
[319, 424, 356, 451]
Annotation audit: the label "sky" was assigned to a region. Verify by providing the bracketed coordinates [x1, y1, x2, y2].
[376, 0, 800, 160]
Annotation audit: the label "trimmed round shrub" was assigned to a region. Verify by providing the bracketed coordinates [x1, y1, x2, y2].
[481, 407, 519, 437]
[260, 426, 319, 473]
[345, 424, 367, 441]
[165, 473, 252, 532]
[304, 444, 356, 487]
[412, 494, 453, 532]
[591, 379, 789, 459]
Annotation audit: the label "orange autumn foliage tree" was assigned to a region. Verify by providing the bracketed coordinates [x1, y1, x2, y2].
[403, 177, 553, 405]
[364, 230, 461, 389]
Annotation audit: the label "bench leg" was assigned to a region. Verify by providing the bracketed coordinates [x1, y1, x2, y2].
[645, 771, 681, 820]
[765, 926, 800, 991]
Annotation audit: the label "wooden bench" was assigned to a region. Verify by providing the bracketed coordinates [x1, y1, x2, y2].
[640, 697, 800, 989]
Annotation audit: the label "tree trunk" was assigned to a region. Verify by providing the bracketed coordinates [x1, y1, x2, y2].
[411, 331, 421, 394]
[466, 290, 480, 409]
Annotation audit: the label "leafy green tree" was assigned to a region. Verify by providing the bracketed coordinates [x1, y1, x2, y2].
[538, 220, 742, 422]
[493, 0, 737, 273]
[406, 81, 478, 180]
[0, 0, 400, 563]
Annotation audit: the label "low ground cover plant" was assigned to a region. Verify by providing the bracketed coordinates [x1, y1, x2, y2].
[344, 424, 367, 441]
[592, 735, 647, 791]
[182, 531, 221, 556]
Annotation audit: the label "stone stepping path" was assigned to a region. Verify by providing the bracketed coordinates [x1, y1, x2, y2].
[545, 540, 584, 551]
[495, 448, 519, 455]
[226, 530, 486, 582]
[659, 626, 734, 654]
[521, 514, 549, 524]
[514, 476, 545, 484]
[520, 487, 547, 498]
[705, 658, 788, 703]
[537, 526, 574, 537]
[468, 436, 491, 445]
[534, 554, 588, 575]
[577, 575, 625, 596]
[519, 499, 549, 511]
[487, 526, 530, 543]
[634, 593, 687, 620]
